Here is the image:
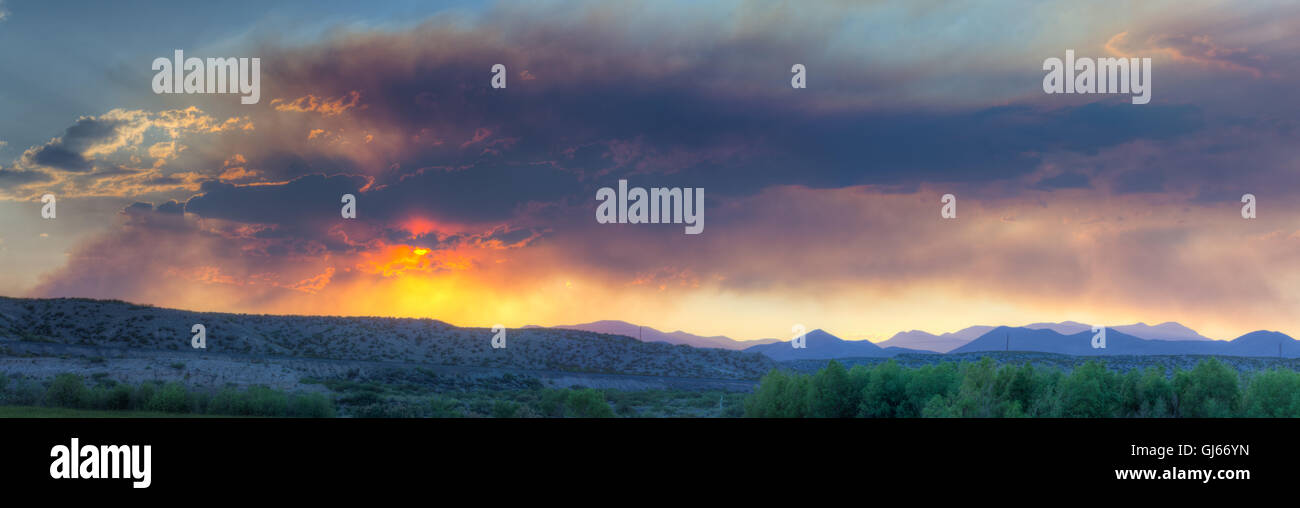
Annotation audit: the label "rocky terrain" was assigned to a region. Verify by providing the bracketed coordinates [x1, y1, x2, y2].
[0, 297, 776, 392]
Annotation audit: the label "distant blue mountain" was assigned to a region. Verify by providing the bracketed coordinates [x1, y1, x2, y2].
[743, 329, 895, 360]
[883, 346, 940, 355]
[950, 326, 1300, 358]
[875, 321, 1213, 354]
[1225, 331, 1300, 357]
[876, 326, 995, 353]
[525, 320, 780, 350]
[1022, 321, 1211, 341]
[550, 320, 1296, 360]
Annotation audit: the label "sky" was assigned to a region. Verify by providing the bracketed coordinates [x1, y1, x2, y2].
[1, 0, 1299, 342]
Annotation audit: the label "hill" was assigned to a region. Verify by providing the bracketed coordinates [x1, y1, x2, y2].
[875, 326, 994, 353]
[1023, 321, 1211, 341]
[0, 297, 779, 382]
[950, 326, 1299, 357]
[742, 329, 897, 361]
[528, 320, 779, 350]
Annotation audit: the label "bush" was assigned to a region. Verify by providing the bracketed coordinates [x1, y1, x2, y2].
[45, 374, 88, 408]
[104, 383, 133, 410]
[1060, 361, 1120, 418]
[3, 377, 44, 406]
[860, 361, 907, 418]
[207, 388, 241, 415]
[538, 389, 570, 417]
[147, 382, 191, 413]
[807, 360, 858, 418]
[744, 357, 1283, 419]
[427, 396, 463, 418]
[492, 400, 522, 418]
[1242, 369, 1300, 417]
[132, 382, 157, 409]
[1175, 358, 1241, 417]
[242, 386, 289, 416]
[565, 389, 614, 418]
[288, 393, 335, 418]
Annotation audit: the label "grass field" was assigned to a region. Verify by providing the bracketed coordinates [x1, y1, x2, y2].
[0, 406, 237, 418]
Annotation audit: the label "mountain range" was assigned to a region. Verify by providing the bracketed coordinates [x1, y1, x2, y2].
[950, 327, 1296, 357]
[1021, 321, 1211, 341]
[876, 321, 1212, 353]
[875, 326, 995, 353]
[743, 326, 1297, 360]
[527, 320, 780, 350]
[537, 319, 1293, 360]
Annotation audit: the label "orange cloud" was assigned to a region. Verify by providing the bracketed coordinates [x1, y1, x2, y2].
[1106, 31, 1268, 78]
[271, 91, 362, 116]
[358, 244, 474, 277]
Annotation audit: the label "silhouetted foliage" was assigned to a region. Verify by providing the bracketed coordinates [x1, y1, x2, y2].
[745, 357, 1300, 418]
[0, 373, 334, 417]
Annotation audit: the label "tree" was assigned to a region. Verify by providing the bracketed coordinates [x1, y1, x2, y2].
[905, 363, 960, 417]
[1134, 367, 1175, 417]
[566, 389, 615, 418]
[860, 361, 908, 418]
[1242, 368, 1299, 417]
[952, 357, 1001, 417]
[45, 374, 87, 408]
[812, 360, 858, 418]
[1060, 361, 1119, 418]
[1175, 358, 1241, 418]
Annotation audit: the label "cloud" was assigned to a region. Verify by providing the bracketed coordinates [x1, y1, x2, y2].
[3, 107, 253, 199]
[12, 109, 206, 174]
[1033, 171, 1092, 190]
[23, 115, 132, 172]
[31, 181, 1300, 342]
[0, 167, 53, 187]
[13, 0, 1300, 339]
[184, 174, 369, 233]
[272, 91, 362, 116]
[1107, 31, 1270, 78]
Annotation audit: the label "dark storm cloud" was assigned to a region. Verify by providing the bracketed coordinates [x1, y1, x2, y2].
[29, 145, 90, 172]
[155, 200, 184, 214]
[24, 116, 128, 172]
[0, 166, 52, 187]
[125, 13, 1234, 264]
[1034, 171, 1092, 190]
[239, 17, 1214, 210]
[180, 165, 570, 228]
[364, 162, 579, 223]
[178, 167, 558, 253]
[122, 202, 154, 215]
[184, 174, 369, 226]
[1112, 170, 1168, 194]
